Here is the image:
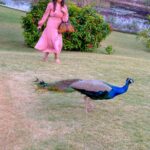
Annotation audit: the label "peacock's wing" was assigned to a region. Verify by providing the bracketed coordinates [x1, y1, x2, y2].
[70, 80, 112, 92]
[51, 79, 80, 92]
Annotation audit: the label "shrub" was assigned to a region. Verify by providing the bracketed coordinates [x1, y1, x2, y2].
[22, 1, 111, 52]
[105, 45, 115, 54]
[137, 15, 150, 49]
[138, 30, 150, 49]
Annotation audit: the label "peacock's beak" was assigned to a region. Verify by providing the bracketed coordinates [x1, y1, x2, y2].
[131, 79, 134, 84]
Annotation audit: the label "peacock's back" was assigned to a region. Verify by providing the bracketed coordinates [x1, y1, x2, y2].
[70, 80, 112, 92]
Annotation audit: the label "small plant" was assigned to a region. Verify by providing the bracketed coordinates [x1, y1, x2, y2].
[137, 15, 150, 50]
[137, 30, 150, 49]
[105, 45, 115, 54]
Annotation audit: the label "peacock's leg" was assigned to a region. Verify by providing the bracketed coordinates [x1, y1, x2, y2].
[84, 96, 95, 112]
[84, 96, 89, 113]
[87, 97, 96, 112]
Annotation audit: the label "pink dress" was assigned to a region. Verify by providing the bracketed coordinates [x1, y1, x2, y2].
[35, 2, 69, 54]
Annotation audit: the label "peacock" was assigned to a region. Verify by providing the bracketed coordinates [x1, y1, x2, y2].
[34, 78, 134, 112]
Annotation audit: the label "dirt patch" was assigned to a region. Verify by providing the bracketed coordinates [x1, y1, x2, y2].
[0, 72, 75, 150]
[0, 72, 54, 149]
[0, 73, 28, 150]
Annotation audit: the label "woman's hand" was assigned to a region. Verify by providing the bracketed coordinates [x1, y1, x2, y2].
[38, 26, 41, 30]
[61, 7, 66, 14]
[37, 26, 41, 32]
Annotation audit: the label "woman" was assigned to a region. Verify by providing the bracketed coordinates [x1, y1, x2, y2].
[35, 0, 69, 63]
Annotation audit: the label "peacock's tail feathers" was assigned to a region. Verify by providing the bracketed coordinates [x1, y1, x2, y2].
[34, 78, 80, 93]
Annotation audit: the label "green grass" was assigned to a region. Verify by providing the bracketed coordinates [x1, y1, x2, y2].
[0, 6, 150, 150]
[0, 6, 33, 52]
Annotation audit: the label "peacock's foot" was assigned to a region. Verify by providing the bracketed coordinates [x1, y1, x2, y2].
[87, 103, 96, 112]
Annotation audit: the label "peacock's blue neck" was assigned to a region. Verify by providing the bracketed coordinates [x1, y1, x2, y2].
[106, 81, 130, 99]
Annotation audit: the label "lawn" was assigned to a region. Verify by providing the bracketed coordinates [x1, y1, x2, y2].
[0, 6, 150, 150]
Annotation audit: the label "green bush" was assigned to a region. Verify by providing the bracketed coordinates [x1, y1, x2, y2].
[105, 45, 115, 54]
[137, 29, 150, 49]
[137, 15, 150, 49]
[22, 1, 111, 52]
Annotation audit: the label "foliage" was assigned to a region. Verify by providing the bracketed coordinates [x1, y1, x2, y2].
[137, 15, 150, 49]
[22, 0, 111, 51]
[105, 45, 115, 54]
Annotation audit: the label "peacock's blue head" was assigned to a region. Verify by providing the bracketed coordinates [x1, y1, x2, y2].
[126, 78, 134, 85]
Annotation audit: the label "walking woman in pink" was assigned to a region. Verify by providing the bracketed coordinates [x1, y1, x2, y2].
[35, 0, 69, 63]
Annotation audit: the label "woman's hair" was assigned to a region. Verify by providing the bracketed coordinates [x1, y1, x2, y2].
[52, 0, 65, 12]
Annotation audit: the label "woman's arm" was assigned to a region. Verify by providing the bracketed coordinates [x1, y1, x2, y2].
[61, 5, 69, 22]
[38, 3, 52, 28]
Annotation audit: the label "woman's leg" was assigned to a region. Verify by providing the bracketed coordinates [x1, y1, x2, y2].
[54, 53, 60, 64]
[52, 33, 62, 64]
[43, 52, 49, 61]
